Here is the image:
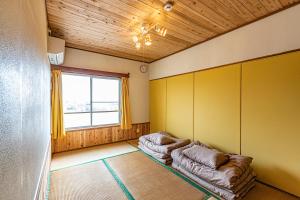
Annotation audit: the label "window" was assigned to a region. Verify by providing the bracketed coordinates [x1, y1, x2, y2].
[62, 74, 120, 129]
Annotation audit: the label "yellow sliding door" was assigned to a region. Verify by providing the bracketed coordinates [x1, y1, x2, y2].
[194, 64, 241, 154]
[149, 79, 167, 133]
[166, 73, 194, 139]
[242, 51, 300, 196]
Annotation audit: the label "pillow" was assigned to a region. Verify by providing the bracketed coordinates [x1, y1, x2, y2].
[146, 133, 175, 145]
[183, 145, 229, 169]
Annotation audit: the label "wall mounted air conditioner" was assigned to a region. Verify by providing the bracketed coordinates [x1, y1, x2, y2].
[47, 36, 65, 65]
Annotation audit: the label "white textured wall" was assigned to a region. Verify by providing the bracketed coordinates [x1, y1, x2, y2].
[63, 47, 149, 123]
[149, 4, 300, 80]
[0, 0, 50, 199]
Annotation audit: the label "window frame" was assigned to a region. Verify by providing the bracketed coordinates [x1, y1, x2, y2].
[62, 72, 121, 130]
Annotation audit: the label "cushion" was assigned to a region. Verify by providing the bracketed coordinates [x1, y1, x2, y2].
[182, 145, 229, 169]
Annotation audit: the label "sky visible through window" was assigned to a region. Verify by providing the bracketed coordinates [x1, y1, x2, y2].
[62, 74, 120, 129]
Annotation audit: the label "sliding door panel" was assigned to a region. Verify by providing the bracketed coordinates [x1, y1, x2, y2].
[149, 79, 167, 133]
[194, 64, 241, 154]
[241, 51, 300, 196]
[166, 73, 194, 139]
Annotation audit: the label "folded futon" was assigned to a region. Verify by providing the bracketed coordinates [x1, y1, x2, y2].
[171, 142, 256, 200]
[138, 132, 190, 165]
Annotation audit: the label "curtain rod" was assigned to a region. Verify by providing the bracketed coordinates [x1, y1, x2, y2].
[51, 65, 130, 78]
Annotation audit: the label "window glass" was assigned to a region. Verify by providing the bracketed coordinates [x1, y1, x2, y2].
[64, 113, 91, 128]
[92, 112, 119, 126]
[62, 74, 90, 113]
[92, 78, 119, 102]
[92, 102, 119, 112]
[62, 74, 120, 129]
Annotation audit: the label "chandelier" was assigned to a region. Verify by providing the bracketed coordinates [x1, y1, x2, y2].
[132, 23, 167, 49]
[131, 1, 173, 49]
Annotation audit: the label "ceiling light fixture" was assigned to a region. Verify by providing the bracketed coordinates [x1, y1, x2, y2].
[132, 35, 139, 43]
[164, 1, 173, 12]
[133, 23, 167, 49]
[144, 34, 152, 46]
[132, 2, 173, 49]
[156, 26, 167, 37]
[140, 23, 150, 35]
[135, 42, 141, 49]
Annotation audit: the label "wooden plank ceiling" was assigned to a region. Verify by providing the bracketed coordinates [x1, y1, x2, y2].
[46, 0, 299, 63]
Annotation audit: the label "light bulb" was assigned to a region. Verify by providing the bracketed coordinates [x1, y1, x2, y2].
[160, 28, 164, 35]
[135, 42, 141, 49]
[141, 24, 149, 35]
[163, 29, 167, 37]
[144, 34, 152, 46]
[145, 41, 151, 46]
[155, 25, 161, 33]
[132, 35, 139, 43]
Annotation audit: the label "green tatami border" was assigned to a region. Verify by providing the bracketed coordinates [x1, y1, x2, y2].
[46, 140, 220, 200]
[103, 159, 135, 200]
[139, 150, 220, 200]
[46, 149, 138, 200]
[45, 173, 51, 200]
[50, 149, 139, 172]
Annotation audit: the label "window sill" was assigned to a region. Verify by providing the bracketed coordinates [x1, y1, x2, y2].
[66, 124, 120, 132]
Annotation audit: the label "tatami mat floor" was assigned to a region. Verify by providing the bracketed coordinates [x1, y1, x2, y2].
[50, 140, 299, 200]
[51, 141, 138, 171]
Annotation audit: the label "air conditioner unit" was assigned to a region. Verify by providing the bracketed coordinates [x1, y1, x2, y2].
[47, 36, 65, 65]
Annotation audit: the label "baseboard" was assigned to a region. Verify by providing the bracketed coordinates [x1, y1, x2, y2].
[256, 180, 300, 198]
[34, 139, 51, 200]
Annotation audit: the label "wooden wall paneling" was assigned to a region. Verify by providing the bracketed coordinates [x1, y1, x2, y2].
[142, 122, 149, 135]
[83, 129, 92, 147]
[144, 122, 150, 134]
[241, 51, 300, 196]
[70, 131, 79, 150]
[166, 73, 194, 140]
[52, 122, 150, 153]
[112, 127, 127, 142]
[194, 64, 241, 154]
[94, 128, 103, 146]
[128, 125, 137, 140]
[111, 127, 119, 142]
[60, 132, 67, 152]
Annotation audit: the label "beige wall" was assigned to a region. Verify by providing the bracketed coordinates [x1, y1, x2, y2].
[63, 47, 149, 123]
[149, 4, 300, 80]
